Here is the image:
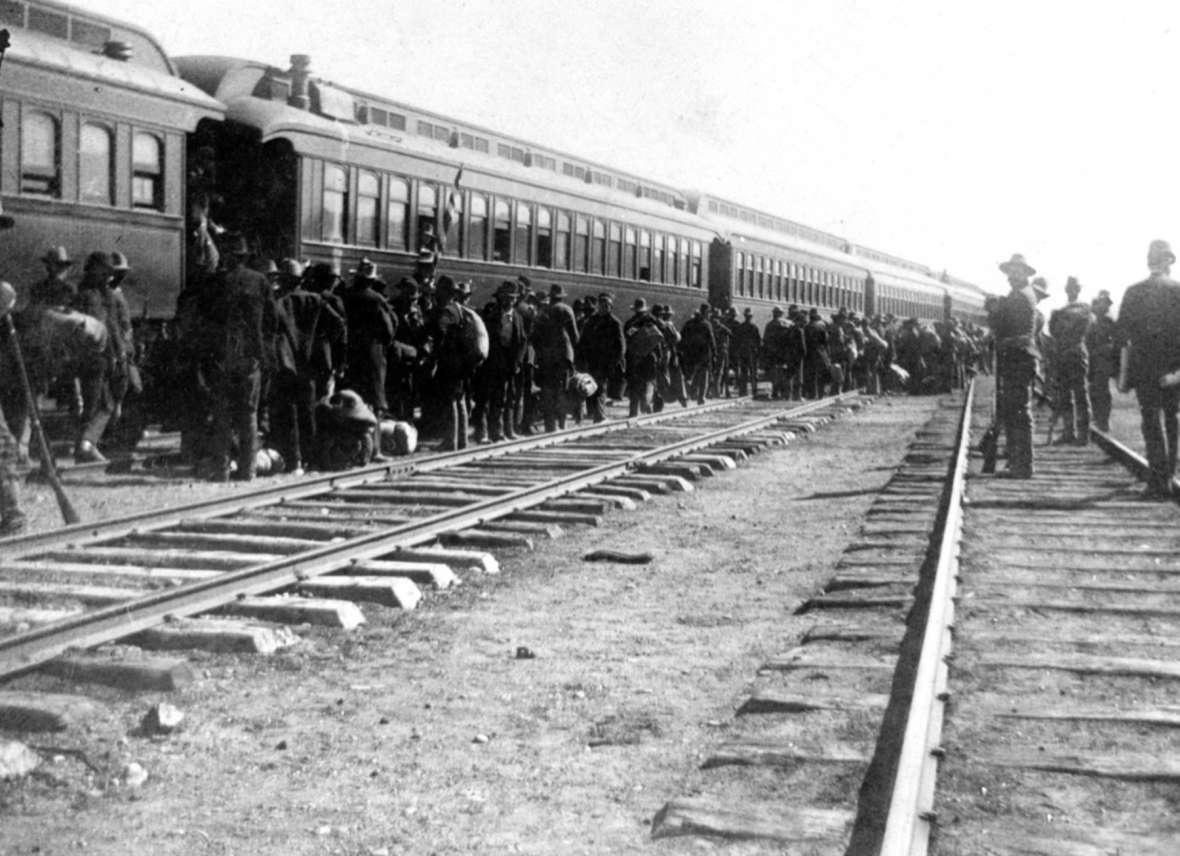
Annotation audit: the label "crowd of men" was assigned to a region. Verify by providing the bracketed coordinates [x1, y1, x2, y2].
[0, 230, 993, 535]
[987, 241, 1178, 498]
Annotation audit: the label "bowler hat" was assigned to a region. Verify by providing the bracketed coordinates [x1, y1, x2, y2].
[772, 307, 784, 316]
[496, 280, 517, 296]
[632, 298, 647, 311]
[597, 292, 613, 303]
[109, 251, 130, 272]
[41, 246, 73, 267]
[549, 283, 566, 298]
[698, 302, 711, 314]
[436, 274, 457, 294]
[742, 307, 753, 317]
[999, 253, 1036, 277]
[1148, 239, 1176, 266]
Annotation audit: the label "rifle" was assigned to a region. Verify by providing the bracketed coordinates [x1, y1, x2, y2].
[4, 314, 80, 525]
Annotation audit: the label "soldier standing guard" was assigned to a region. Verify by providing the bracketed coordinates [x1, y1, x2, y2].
[990, 253, 1041, 479]
[1086, 290, 1118, 433]
[1047, 276, 1094, 445]
[1116, 240, 1180, 499]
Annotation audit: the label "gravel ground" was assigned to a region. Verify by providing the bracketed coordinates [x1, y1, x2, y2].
[0, 394, 944, 856]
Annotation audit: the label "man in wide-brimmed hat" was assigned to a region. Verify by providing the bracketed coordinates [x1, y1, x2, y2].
[576, 291, 625, 423]
[531, 282, 579, 432]
[30, 246, 76, 308]
[1047, 276, 1095, 445]
[1116, 239, 1180, 498]
[989, 252, 1042, 478]
[1086, 289, 1118, 432]
[341, 257, 396, 419]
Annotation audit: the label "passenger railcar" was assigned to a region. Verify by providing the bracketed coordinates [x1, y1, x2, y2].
[0, 0, 222, 316]
[174, 54, 719, 318]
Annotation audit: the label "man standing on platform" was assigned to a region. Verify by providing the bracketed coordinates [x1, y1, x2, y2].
[990, 253, 1041, 479]
[731, 307, 762, 397]
[532, 284, 579, 432]
[1086, 290, 1118, 433]
[576, 292, 625, 423]
[1047, 276, 1094, 445]
[1117, 240, 1180, 499]
[679, 303, 715, 405]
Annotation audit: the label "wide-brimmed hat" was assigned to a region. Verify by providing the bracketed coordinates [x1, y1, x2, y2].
[549, 283, 565, 298]
[496, 280, 516, 296]
[279, 258, 304, 279]
[1031, 276, 1049, 300]
[436, 274, 457, 294]
[632, 298, 647, 311]
[353, 258, 379, 280]
[1093, 289, 1113, 306]
[109, 251, 130, 272]
[1148, 239, 1176, 266]
[999, 253, 1036, 277]
[84, 251, 113, 273]
[41, 246, 73, 267]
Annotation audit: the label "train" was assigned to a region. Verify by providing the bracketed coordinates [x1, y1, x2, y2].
[1, 0, 989, 327]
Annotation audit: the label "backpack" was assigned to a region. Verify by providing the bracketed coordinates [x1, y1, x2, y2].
[456, 303, 489, 369]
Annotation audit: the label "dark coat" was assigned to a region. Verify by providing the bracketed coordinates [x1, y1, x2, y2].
[532, 300, 579, 368]
[1118, 273, 1180, 389]
[480, 302, 528, 376]
[577, 311, 626, 374]
[731, 320, 761, 358]
[989, 285, 1040, 360]
[279, 287, 348, 378]
[209, 265, 278, 374]
[679, 314, 715, 365]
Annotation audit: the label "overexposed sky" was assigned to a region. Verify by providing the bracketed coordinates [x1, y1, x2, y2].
[79, 0, 1180, 309]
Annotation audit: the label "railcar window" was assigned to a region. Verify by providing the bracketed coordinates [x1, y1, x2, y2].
[638, 230, 651, 281]
[443, 186, 462, 256]
[0, 1, 22, 27]
[679, 239, 690, 288]
[515, 203, 532, 265]
[357, 171, 380, 246]
[388, 178, 410, 250]
[434, 126, 450, 143]
[28, 6, 66, 38]
[417, 184, 437, 250]
[132, 133, 163, 210]
[591, 221, 606, 276]
[692, 243, 702, 289]
[536, 208, 552, 268]
[79, 123, 113, 206]
[623, 227, 636, 280]
[554, 212, 570, 270]
[71, 20, 111, 48]
[607, 224, 621, 278]
[573, 216, 589, 273]
[735, 252, 745, 297]
[467, 194, 487, 260]
[757, 256, 766, 299]
[493, 200, 511, 263]
[652, 234, 664, 283]
[417, 121, 434, 138]
[21, 112, 60, 198]
[321, 164, 347, 242]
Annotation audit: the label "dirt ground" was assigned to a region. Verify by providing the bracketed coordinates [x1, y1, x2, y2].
[0, 394, 943, 856]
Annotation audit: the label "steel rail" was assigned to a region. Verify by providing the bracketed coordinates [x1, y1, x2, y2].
[1090, 427, 1180, 497]
[0, 393, 861, 680]
[878, 379, 974, 856]
[0, 396, 758, 556]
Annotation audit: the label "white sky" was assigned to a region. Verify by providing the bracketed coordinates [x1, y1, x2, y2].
[79, 0, 1180, 311]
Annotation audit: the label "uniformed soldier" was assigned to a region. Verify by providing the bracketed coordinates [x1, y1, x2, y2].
[802, 308, 831, 399]
[1116, 240, 1180, 498]
[1047, 276, 1094, 444]
[679, 303, 715, 405]
[731, 307, 762, 396]
[72, 252, 133, 463]
[990, 253, 1041, 479]
[532, 284, 579, 432]
[427, 275, 472, 451]
[761, 307, 791, 398]
[30, 246, 75, 308]
[341, 259, 397, 416]
[1086, 290, 1118, 432]
[576, 292, 625, 423]
[206, 234, 278, 481]
[472, 281, 528, 442]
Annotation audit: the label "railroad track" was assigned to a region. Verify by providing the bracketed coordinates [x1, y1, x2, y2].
[0, 393, 863, 688]
[651, 379, 1180, 855]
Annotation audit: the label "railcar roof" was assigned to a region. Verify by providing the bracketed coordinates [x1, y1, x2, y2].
[9, 27, 224, 114]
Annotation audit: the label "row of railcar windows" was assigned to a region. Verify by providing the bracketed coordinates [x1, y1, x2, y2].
[319, 163, 704, 287]
[876, 285, 942, 319]
[734, 250, 865, 312]
[20, 110, 164, 209]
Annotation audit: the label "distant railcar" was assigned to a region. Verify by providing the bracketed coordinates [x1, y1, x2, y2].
[0, 0, 222, 317]
[173, 55, 720, 318]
